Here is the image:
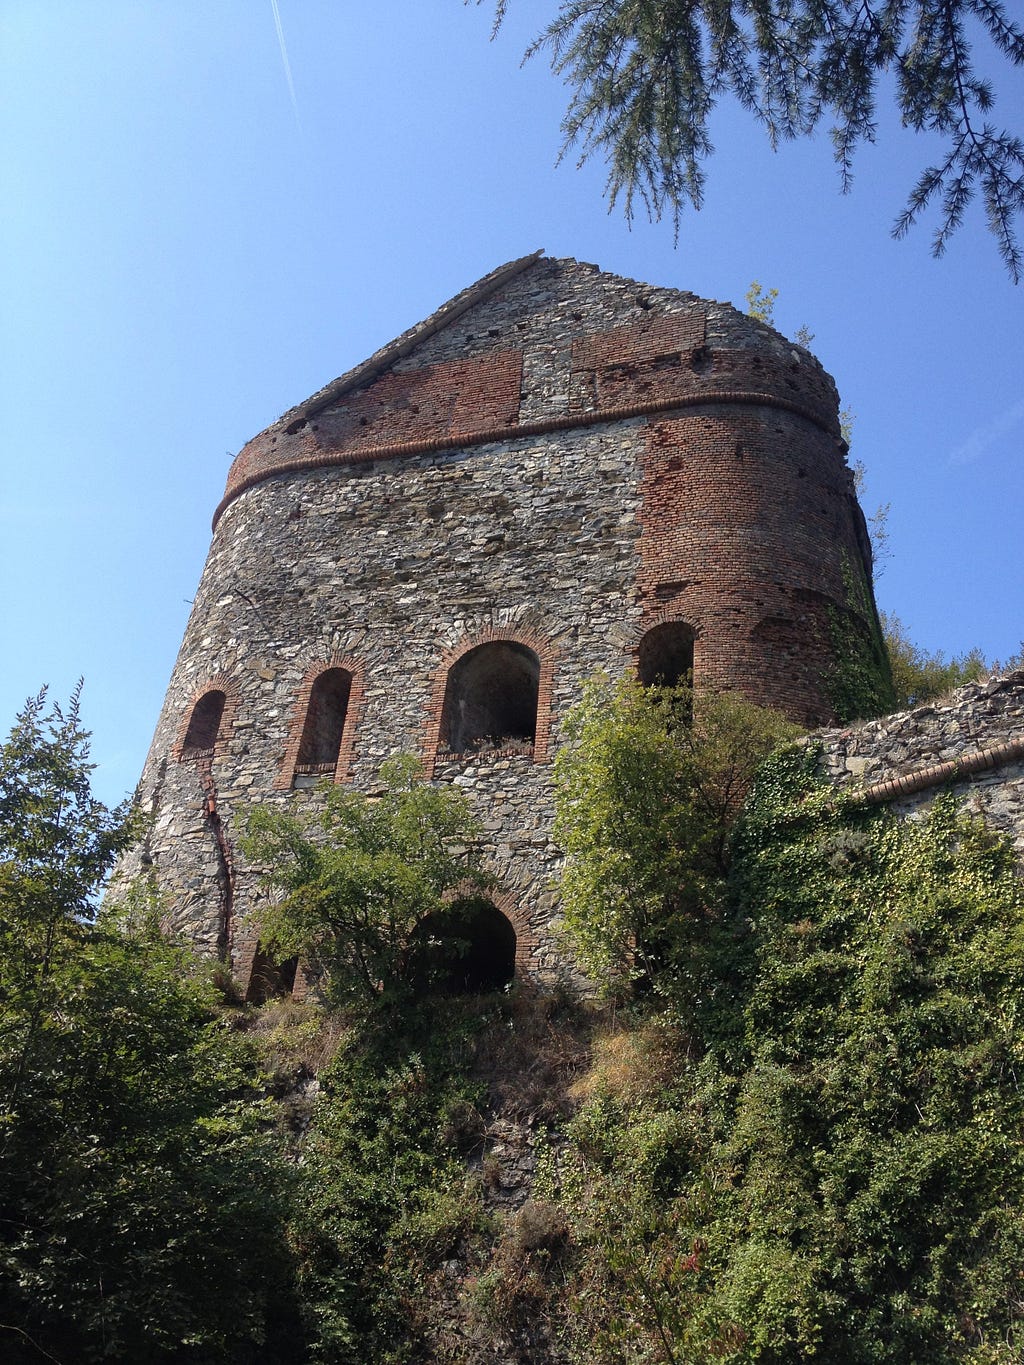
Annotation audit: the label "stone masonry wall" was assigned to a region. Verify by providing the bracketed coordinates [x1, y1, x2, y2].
[813, 673, 1024, 856]
[117, 256, 875, 991]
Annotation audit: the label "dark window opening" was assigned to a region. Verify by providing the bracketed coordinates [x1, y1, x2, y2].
[181, 689, 226, 758]
[293, 668, 352, 786]
[440, 642, 540, 755]
[638, 623, 695, 688]
[246, 946, 298, 1004]
[413, 897, 516, 995]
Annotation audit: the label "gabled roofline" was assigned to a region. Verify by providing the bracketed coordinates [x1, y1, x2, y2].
[273, 249, 545, 433]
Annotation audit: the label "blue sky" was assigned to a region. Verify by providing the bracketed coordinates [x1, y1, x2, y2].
[2, 1, 1022, 809]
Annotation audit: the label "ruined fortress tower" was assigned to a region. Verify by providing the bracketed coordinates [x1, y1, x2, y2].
[120, 252, 880, 995]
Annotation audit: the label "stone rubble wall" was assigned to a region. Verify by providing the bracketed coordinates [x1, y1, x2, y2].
[812, 672, 1024, 855]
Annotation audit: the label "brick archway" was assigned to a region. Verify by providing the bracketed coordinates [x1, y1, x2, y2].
[173, 674, 241, 764]
[630, 612, 702, 689]
[423, 625, 558, 775]
[276, 652, 366, 788]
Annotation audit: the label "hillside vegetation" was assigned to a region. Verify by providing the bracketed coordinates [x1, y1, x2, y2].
[2, 686, 1024, 1362]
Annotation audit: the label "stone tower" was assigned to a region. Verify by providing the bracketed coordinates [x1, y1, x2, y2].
[118, 252, 880, 994]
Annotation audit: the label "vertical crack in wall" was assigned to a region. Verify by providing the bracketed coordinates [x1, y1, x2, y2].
[198, 759, 235, 961]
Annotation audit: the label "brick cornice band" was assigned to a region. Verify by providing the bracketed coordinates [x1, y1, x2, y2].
[213, 388, 837, 530]
[859, 735, 1024, 806]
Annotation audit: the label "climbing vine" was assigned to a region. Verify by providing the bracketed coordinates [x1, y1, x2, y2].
[825, 553, 896, 722]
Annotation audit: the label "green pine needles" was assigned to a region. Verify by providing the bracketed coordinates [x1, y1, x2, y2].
[488, 0, 1024, 278]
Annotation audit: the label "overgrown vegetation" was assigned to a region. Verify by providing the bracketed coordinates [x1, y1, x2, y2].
[242, 753, 494, 1008]
[553, 676, 799, 996]
[0, 692, 300, 1363]
[826, 554, 898, 722]
[5, 685, 1024, 1361]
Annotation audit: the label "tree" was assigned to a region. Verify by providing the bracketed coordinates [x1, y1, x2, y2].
[744, 280, 778, 324]
[0, 691, 300, 1363]
[0, 685, 136, 1116]
[243, 754, 494, 1007]
[552, 677, 798, 995]
[881, 609, 988, 706]
[487, 0, 1024, 279]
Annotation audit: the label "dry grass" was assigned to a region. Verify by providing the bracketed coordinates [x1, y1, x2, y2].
[240, 997, 348, 1091]
[568, 1015, 688, 1108]
[466, 987, 595, 1123]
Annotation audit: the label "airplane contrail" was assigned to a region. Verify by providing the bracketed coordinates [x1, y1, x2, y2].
[949, 398, 1024, 466]
[270, 0, 302, 131]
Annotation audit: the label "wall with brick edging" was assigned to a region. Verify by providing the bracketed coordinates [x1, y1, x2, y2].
[114, 254, 877, 993]
[812, 672, 1024, 856]
[274, 652, 367, 789]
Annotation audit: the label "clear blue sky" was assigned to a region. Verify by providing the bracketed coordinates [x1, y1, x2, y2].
[3, 1, 1022, 809]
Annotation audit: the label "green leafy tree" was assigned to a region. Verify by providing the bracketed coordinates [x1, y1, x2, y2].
[553, 677, 798, 995]
[0, 691, 300, 1364]
[881, 609, 988, 706]
[744, 280, 778, 324]
[0, 685, 136, 1114]
[243, 754, 494, 1007]
[486, 0, 1024, 278]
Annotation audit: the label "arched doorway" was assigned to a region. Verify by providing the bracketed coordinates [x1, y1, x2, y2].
[414, 896, 517, 994]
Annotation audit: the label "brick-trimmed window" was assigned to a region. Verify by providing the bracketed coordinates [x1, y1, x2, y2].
[425, 627, 557, 773]
[637, 620, 696, 688]
[175, 675, 240, 763]
[277, 655, 365, 789]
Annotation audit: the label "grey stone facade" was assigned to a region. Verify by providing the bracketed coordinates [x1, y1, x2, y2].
[812, 672, 1024, 855]
[114, 253, 873, 992]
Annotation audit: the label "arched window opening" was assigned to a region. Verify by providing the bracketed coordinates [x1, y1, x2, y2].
[294, 668, 352, 788]
[181, 690, 226, 759]
[245, 946, 298, 1004]
[440, 642, 540, 755]
[638, 623, 695, 688]
[413, 897, 517, 995]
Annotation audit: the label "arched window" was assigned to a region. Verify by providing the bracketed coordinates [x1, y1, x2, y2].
[440, 641, 540, 755]
[413, 896, 517, 994]
[293, 668, 352, 788]
[180, 689, 226, 758]
[638, 622, 695, 688]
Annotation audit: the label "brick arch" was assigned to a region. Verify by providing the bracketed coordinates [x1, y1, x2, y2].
[423, 624, 559, 775]
[630, 611, 702, 688]
[174, 674, 241, 763]
[445, 881, 538, 980]
[276, 652, 366, 789]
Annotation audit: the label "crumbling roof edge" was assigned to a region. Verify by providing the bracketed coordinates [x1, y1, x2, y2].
[274, 249, 546, 432]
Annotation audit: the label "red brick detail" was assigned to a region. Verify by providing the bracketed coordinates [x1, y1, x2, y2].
[173, 674, 241, 764]
[215, 385, 839, 530]
[571, 313, 705, 371]
[275, 653, 367, 789]
[636, 409, 867, 727]
[629, 611, 702, 686]
[231, 920, 260, 996]
[422, 625, 559, 777]
[447, 880, 538, 978]
[291, 962, 312, 1003]
[226, 349, 523, 493]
